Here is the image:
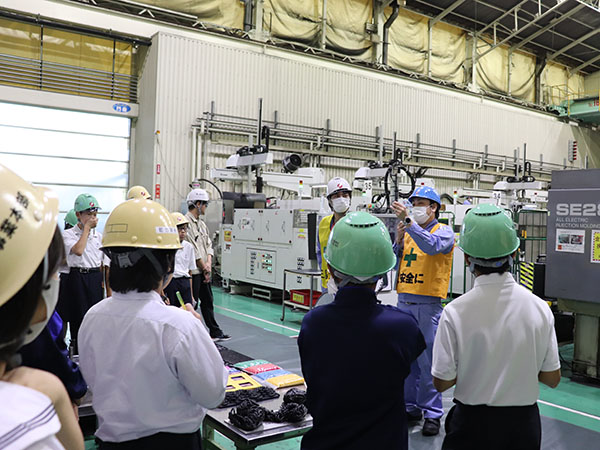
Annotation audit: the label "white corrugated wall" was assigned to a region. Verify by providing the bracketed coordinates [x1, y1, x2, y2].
[139, 32, 599, 210]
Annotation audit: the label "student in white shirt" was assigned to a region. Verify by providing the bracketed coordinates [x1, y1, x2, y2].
[185, 188, 229, 341]
[163, 212, 197, 307]
[79, 198, 227, 450]
[0, 164, 84, 450]
[432, 204, 561, 450]
[62, 193, 110, 354]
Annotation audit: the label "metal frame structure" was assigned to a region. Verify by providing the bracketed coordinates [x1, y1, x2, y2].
[58, 0, 600, 114]
[405, 0, 600, 75]
[192, 107, 572, 185]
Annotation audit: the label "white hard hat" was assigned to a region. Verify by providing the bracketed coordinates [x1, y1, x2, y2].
[186, 188, 209, 205]
[326, 177, 352, 197]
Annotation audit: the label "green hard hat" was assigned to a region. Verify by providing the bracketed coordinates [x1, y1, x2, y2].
[64, 209, 78, 227]
[74, 193, 100, 212]
[324, 211, 396, 279]
[458, 204, 519, 259]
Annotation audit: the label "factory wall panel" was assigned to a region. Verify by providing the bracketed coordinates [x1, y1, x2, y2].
[140, 32, 599, 210]
[133, 37, 159, 195]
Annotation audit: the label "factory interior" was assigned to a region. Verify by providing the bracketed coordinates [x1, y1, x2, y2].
[1, 1, 600, 449]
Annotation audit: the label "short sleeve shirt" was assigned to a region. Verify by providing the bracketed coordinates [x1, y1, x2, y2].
[432, 272, 560, 406]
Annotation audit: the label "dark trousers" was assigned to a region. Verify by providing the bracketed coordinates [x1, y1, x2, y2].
[164, 277, 194, 307]
[55, 273, 71, 342]
[97, 430, 202, 450]
[67, 269, 104, 354]
[442, 400, 541, 450]
[192, 273, 223, 338]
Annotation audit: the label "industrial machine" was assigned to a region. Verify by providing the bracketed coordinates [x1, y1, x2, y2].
[220, 208, 319, 297]
[545, 169, 600, 380]
[353, 157, 421, 213]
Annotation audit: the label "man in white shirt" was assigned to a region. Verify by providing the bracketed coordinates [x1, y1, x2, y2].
[163, 212, 197, 307]
[432, 204, 561, 450]
[62, 194, 109, 354]
[185, 189, 229, 341]
[79, 198, 227, 449]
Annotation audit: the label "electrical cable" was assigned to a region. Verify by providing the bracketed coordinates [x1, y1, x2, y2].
[382, 161, 415, 212]
[189, 178, 223, 200]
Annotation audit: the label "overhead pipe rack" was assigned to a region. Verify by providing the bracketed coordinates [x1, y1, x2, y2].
[193, 110, 571, 183]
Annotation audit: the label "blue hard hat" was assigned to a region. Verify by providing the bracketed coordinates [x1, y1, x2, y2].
[409, 186, 441, 206]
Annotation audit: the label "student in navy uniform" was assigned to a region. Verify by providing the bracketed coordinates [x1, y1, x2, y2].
[298, 212, 426, 450]
[163, 212, 197, 307]
[0, 163, 84, 450]
[21, 209, 85, 405]
[62, 194, 108, 354]
[185, 189, 229, 341]
[79, 198, 227, 450]
[19, 310, 88, 407]
[432, 204, 561, 450]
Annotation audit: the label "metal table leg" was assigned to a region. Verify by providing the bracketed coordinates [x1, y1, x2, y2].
[280, 270, 287, 321]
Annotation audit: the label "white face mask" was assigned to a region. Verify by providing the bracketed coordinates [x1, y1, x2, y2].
[23, 274, 60, 346]
[412, 206, 431, 225]
[331, 197, 350, 214]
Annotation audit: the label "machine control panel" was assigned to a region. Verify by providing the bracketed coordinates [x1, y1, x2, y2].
[247, 249, 276, 284]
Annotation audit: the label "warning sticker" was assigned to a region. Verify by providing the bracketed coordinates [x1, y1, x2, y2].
[592, 230, 600, 263]
[224, 230, 232, 242]
[555, 228, 585, 254]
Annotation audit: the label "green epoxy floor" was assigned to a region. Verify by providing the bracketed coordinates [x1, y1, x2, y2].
[214, 287, 304, 336]
[212, 286, 600, 448]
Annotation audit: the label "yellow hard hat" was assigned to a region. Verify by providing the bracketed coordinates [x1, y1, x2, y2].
[171, 212, 189, 226]
[102, 199, 181, 250]
[126, 185, 151, 200]
[0, 164, 59, 308]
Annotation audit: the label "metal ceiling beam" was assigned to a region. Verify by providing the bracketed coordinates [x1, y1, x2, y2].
[475, 0, 600, 70]
[572, 52, 600, 72]
[478, 0, 596, 34]
[547, 28, 600, 61]
[431, 0, 466, 25]
[477, 0, 600, 57]
[409, 0, 600, 72]
[477, 0, 573, 60]
[510, 3, 585, 51]
[477, 0, 530, 36]
[408, 0, 594, 67]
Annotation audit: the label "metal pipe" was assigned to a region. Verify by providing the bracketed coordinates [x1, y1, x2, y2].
[377, 125, 383, 164]
[321, 0, 327, 49]
[257, 98, 263, 146]
[427, 20, 433, 77]
[523, 143, 527, 180]
[243, 0, 253, 32]
[192, 126, 198, 180]
[382, 1, 399, 65]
